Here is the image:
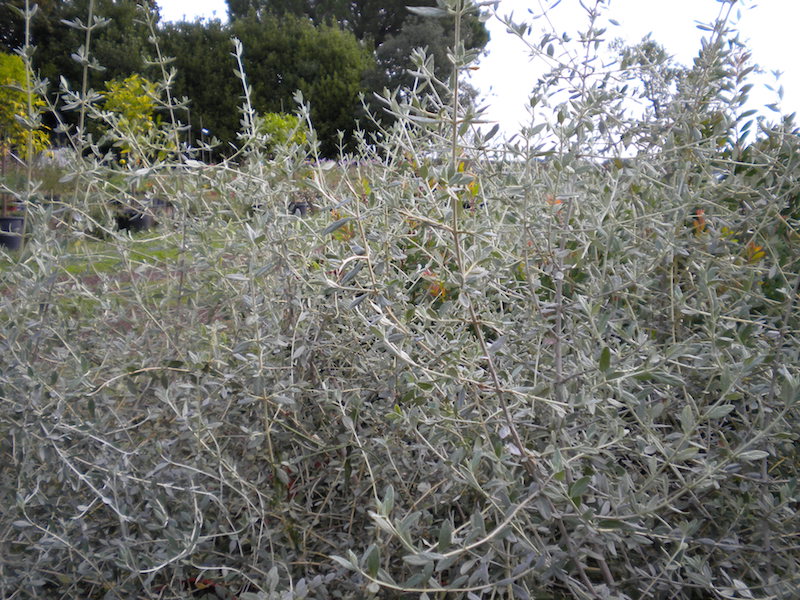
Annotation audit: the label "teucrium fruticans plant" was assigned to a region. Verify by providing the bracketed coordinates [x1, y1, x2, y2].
[0, 0, 797, 599]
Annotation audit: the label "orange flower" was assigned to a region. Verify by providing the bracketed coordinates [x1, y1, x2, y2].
[546, 194, 562, 205]
[745, 240, 766, 263]
[693, 209, 707, 235]
[428, 280, 447, 299]
[421, 269, 447, 299]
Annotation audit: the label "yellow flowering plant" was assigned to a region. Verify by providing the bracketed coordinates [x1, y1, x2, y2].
[0, 52, 50, 218]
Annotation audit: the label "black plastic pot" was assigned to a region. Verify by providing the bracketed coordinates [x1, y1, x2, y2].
[112, 196, 170, 233]
[288, 200, 309, 217]
[0, 216, 25, 250]
[116, 209, 155, 232]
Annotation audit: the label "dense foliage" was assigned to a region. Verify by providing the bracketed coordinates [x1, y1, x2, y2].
[231, 13, 373, 156]
[0, 0, 155, 87]
[242, 0, 491, 125]
[156, 18, 242, 147]
[226, 0, 478, 46]
[0, 1, 798, 599]
[0, 0, 487, 157]
[0, 51, 49, 160]
[157, 13, 373, 157]
[97, 74, 167, 163]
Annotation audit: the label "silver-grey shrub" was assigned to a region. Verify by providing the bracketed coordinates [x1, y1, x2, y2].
[0, 1, 797, 598]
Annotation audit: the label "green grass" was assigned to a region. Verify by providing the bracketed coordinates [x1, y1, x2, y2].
[62, 232, 182, 275]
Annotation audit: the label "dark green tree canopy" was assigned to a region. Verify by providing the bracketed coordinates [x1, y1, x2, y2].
[159, 13, 373, 156]
[158, 19, 242, 151]
[230, 13, 373, 155]
[367, 13, 488, 95]
[0, 0, 59, 53]
[2, 0, 373, 157]
[227, 0, 422, 45]
[225, 0, 490, 91]
[0, 0, 157, 87]
[1, 0, 484, 158]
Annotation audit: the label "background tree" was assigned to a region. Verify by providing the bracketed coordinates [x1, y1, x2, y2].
[0, 51, 49, 159]
[159, 19, 242, 154]
[0, 0, 59, 53]
[0, 0, 157, 87]
[159, 13, 372, 157]
[230, 13, 373, 155]
[226, 0, 490, 113]
[229, 0, 434, 46]
[614, 37, 686, 120]
[366, 13, 487, 97]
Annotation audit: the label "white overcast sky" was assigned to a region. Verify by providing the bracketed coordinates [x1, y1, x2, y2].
[157, 0, 799, 136]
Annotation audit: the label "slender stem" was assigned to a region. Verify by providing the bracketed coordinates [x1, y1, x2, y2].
[553, 197, 574, 405]
[22, 0, 33, 243]
[449, 0, 464, 273]
[144, 10, 183, 156]
[78, 0, 95, 139]
[446, 0, 537, 476]
[450, 2, 461, 168]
